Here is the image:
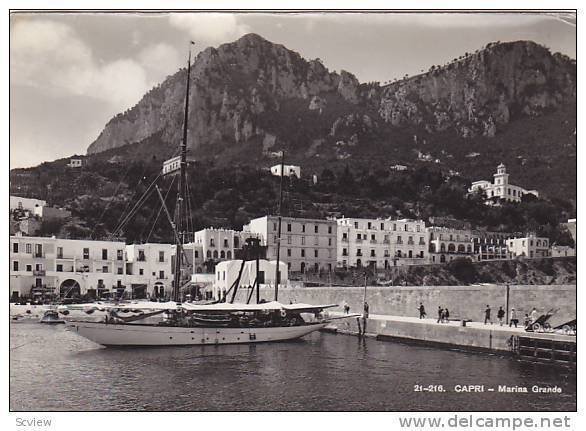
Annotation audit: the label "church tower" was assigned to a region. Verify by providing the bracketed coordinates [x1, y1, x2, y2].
[493, 163, 509, 187]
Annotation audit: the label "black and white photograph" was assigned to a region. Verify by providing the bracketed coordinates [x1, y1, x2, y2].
[6, 3, 580, 427]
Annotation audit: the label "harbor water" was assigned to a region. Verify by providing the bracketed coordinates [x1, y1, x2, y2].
[10, 322, 576, 411]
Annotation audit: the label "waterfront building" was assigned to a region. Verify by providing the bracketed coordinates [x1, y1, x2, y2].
[270, 164, 301, 178]
[213, 259, 288, 299]
[125, 243, 173, 298]
[507, 234, 550, 258]
[426, 227, 475, 264]
[9, 236, 128, 300]
[472, 231, 511, 261]
[469, 163, 539, 203]
[192, 228, 260, 268]
[245, 216, 337, 273]
[336, 217, 426, 269]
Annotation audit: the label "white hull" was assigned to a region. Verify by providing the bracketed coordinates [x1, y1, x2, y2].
[68, 321, 329, 347]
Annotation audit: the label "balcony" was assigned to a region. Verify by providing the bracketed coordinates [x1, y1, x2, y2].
[32, 270, 46, 276]
[383, 239, 390, 244]
[341, 237, 349, 243]
[370, 240, 377, 244]
[34, 252, 44, 258]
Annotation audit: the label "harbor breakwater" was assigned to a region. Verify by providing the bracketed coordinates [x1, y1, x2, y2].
[238, 284, 576, 326]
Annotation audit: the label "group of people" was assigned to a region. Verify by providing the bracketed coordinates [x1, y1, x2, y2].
[484, 305, 539, 328]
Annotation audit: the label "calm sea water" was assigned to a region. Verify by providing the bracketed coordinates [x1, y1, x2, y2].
[10, 321, 576, 411]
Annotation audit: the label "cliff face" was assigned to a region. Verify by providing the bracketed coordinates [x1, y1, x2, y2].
[86, 35, 576, 160]
[378, 41, 576, 137]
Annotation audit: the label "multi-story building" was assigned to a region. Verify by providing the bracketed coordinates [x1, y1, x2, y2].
[213, 259, 288, 300]
[507, 235, 550, 258]
[125, 243, 173, 298]
[472, 231, 511, 261]
[245, 216, 337, 273]
[469, 163, 539, 203]
[550, 245, 575, 258]
[10, 236, 128, 300]
[10, 196, 46, 212]
[426, 227, 475, 264]
[337, 217, 426, 269]
[192, 228, 260, 268]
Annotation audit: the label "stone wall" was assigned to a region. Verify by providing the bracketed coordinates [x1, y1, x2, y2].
[238, 284, 576, 326]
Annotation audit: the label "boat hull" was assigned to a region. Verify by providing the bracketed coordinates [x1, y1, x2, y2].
[67, 321, 329, 347]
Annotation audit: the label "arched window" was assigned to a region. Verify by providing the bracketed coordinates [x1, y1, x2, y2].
[300, 262, 306, 273]
[226, 251, 232, 259]
[448, 243, 456, 252]
[220, 251, 225, 259]
[429, 243, 436, 253]
[356, 259, 362, 268]
[206, 250, 211, 258]
[457, 244, 465, 253]
[440, 254, 446, 263]
[213, 250, 218, 259]
[467, 245, 472, 253]
[440, 243, 446, 252]
[196, 267, 202, 273]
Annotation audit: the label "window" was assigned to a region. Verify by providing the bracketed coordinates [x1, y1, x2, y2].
[12, 243, 18, 253]
[102, 249, 108, 260]
[354, 222, 359, 229]
[56, 264, 63, 272]
[26, 244, 32, 254]
[102, 266, 109, 273]
[371, 234, 375, 241]
[314, 250, 318, 258]
[234, 237, 240, 248]
[328, 226, 332, 234]
[302, 224, 306, 233]
[393, 224, 397, 231]
[301, 236, 305, 245]
[287, 224, 292, 232]
[342, 248, 348, 256]
[210, 238, 215, 247]
[223, 239, 229, 247]
[12, 261, 18, 271]
[381, 223, 385, 230]
[357, 249, 362, 257]
[26, 264, 32, 272]
[57, 246, 63, 258]
[220, 251, 225, 258]
[159, 270, 165, 279]
[370, 250, 375, 257]
[301, 249, 305, 257]
[35, 263, 42, 271]
[194, 250, 199, 258]
[314, 225, 318, 233]
[314, 237, 318, 246]
[139, 268, 144, 276]
[328, 238, 332, 246]
[397, 236, 403, 244]
[138, 250, 145, 261]
[416, 225, 420, 232]
[35, 244, 42, 257]
[287, 249, 291, 257]
[117, 267, 123, 275]
[83, 248, 90, 260]
[367, 222, 372, 229]
[273, 222, 277, 231]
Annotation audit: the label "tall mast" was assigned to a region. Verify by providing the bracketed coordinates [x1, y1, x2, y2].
[173, 42, 193, 303]
[274, 151, 285, 301]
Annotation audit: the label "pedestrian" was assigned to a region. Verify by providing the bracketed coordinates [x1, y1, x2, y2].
[342, 300, 350, 314]
[497, 306, 505, 326]
[437, 306, 443, 323]
[444, 308, 450, 323]
[418, 302, 426, 319]
[509, 307, 519, 328]
[530, 307, 538, 323]
[523, 313, 531, 329]
[363, 301, 370, 319]
[484, 305, 492, 325]
[362, 301, 370, 335]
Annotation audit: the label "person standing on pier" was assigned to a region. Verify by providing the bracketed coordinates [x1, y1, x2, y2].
[343, 300, 350, 314]
[419, 303, 426, 319]
[443, 308, 450, 323]
[484, 305, 492, 325]
[497, 306, 505, 326]
[362, 301, 369, 335]
[509, 307, 519, 328]
[437, 306, 443, 323]
[530, 307, 538, 323]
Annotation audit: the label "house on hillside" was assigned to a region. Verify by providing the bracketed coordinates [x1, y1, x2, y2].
[469, 163, 539, 203]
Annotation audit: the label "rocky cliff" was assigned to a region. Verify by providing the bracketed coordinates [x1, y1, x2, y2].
[86, 34, 576, 168]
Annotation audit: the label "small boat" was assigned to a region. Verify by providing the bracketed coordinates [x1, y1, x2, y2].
[40, 310, 66, 325]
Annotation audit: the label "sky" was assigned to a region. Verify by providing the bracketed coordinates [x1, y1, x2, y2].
[9, 11, 576, 169]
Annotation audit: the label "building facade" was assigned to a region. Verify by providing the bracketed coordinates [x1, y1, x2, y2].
[469, 164, 539, 203]
[337, 217, 427, 269]
[550, 245, 575, 258]
[507, 235, 550, 258]
[245, 216, 337, 273]
[10, 196, 46, 212]
[472, 231, 511, 261]
[213, 259, 288, 299]
[426, 227, 475, 264]
[270, 164, 301, 178]
[125, 243, 173, 298]
[191, 228, 260, 269]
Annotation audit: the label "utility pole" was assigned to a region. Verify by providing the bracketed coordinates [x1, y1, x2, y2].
[505, 283, 510, 324]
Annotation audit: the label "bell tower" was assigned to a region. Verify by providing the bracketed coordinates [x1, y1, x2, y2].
[493, 163, 509, 186]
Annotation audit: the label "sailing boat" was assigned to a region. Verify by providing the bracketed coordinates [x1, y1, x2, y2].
[66, 43, 358, 347]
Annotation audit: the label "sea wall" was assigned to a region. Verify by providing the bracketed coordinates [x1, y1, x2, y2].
[236, 284, 576, 326]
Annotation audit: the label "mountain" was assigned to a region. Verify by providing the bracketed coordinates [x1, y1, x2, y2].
[83, 34, 576, 201]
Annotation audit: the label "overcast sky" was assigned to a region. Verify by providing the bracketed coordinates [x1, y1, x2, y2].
[9, 11, 576, 168]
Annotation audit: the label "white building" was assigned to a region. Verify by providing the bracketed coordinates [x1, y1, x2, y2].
[125, 243, 173, 298]
[245, 216, 337, 273]
[67, 158, 83, 168]
[426, 227, 475, 264]
[550, 245, 575, 258]
[469, 163, 539, 203]
[337, 217, 427, 269]
[270, 164, 301, 178]
[10, 236, 128, 300]
[507, 235, 550, 259]
[10, 196, 46, 212]
[213, 259, 288, 300]
[192, 228, 260, 266]
[162, 155, 181, 175]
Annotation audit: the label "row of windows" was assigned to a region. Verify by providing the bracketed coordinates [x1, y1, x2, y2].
[285, 248, 333, 259]
[273, 222, 334, 234]
[206, 250, 233, 259]
[429, 233, 471, 242]
[273, 235, 333, 246]
[510, 239, 549, 248]
[349, 221, 423, 232]
[207, 237, 241, 248]
[346, 233, 425, 245]
[342, 249, 424, 258]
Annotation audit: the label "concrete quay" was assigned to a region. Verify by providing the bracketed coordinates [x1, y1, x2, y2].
[325, 311, 576, 356]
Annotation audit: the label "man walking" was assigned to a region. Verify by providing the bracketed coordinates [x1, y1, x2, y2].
[362, 301, 370, 335]
[484, 305, 492, 325]
[419, 302, 426, 319]
[497, 306, 505, 326]
[437, 306, 443, 323]
[509, 307, 519, 328]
